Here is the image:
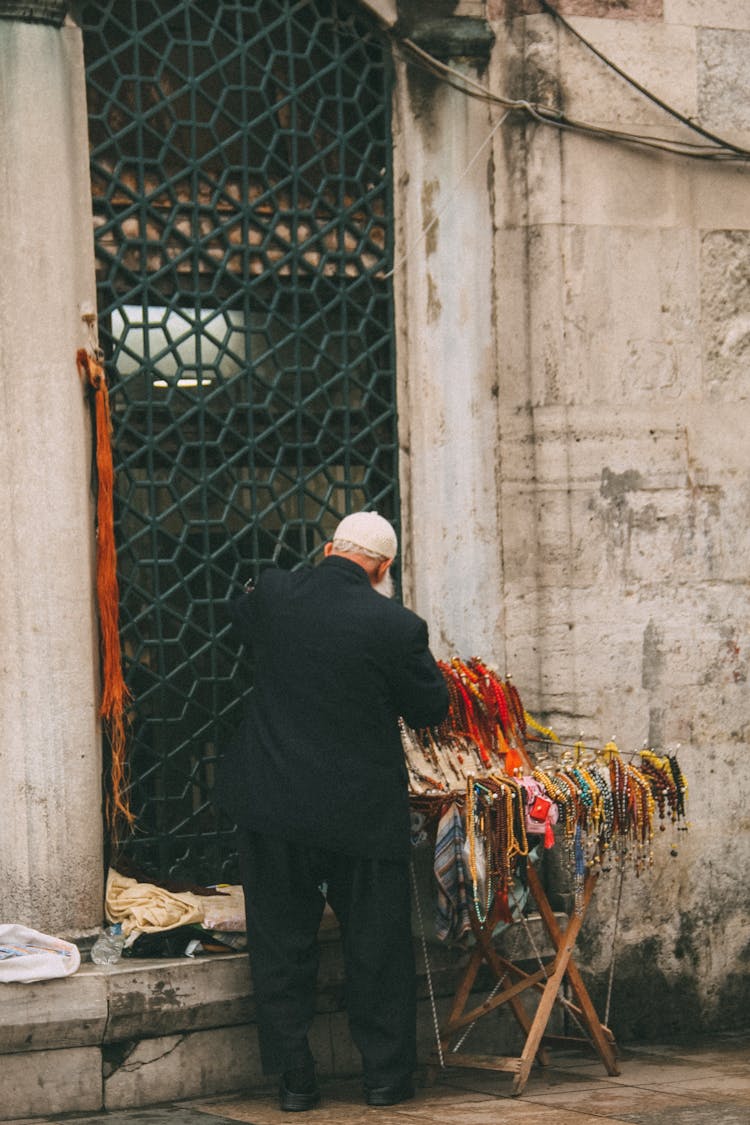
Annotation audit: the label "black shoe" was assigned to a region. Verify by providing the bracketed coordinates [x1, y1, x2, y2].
[279, 1068, 320, 1112]
[364, 1078, 415, 1107]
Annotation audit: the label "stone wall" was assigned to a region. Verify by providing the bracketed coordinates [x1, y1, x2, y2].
[394, 0, 748, 1040]
[1, 10, 747, 1115]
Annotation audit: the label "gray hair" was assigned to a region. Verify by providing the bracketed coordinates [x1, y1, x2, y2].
[331, 537, 391, 562]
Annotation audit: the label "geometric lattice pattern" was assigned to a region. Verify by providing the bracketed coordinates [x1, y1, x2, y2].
[80, 0, 397, 881]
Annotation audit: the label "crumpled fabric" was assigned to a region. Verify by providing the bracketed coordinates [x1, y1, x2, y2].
[105, 868, 209, 938]
[0, 924, 80, 983]
[201, 886, 246, 932]
[105, 869, 246, 939]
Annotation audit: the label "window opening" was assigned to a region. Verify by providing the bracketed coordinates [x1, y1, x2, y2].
[80, 0, 397, 881]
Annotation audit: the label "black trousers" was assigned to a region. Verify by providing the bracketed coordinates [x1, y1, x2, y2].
[237, 830, 416, 1086]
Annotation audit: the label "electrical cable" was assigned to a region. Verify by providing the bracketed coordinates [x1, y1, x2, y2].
[396, 37, 728, 158]
[399, 35, 749, 161]
[391, 21, 750, 165]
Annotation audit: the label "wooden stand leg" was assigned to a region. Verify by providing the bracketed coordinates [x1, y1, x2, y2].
[511, 868, 617, 1092]
[429, 864, 619, 1096]
[526, 865, 620, 1075]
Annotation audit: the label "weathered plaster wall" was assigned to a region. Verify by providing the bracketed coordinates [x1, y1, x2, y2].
[393, 56, 505, 659]
[393, 0, 748, 1039]
[488, 0, 750, 1036]
[0, 19, 102, 936]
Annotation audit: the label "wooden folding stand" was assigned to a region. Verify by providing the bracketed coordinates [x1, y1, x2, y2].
[426, 863, 620, 1095]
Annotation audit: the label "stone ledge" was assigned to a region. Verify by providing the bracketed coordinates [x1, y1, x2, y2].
[0, 915, 563, 1119]
[0, 954, 253, 1053]
[0, 1, 67, 25]
[0, 909, 561, 1053]
[3, 1046, 102, 1121]
[0, 968, 107, 1053]
[395, 15, 496, 62]
[104, 953, 255, 1043]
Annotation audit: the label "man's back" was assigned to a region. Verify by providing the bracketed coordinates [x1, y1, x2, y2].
[223, 512, 447, 1109]
[225, 555, 448, 858]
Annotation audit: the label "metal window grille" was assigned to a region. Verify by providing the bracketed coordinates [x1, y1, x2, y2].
[79, 0, 397, 881]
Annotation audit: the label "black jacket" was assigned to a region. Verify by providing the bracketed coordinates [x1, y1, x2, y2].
[219, 555, 448, 859]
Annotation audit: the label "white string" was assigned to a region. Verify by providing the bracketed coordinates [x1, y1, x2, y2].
[410, 858, 446, 1070]
[451, 875, 546, 1052]
[384, 109, 509, 279]
[604, 862, 626, 1028]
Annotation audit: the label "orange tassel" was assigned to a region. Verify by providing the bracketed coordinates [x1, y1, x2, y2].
[505, 746, 524, 776]
[77, 348, 135, 835]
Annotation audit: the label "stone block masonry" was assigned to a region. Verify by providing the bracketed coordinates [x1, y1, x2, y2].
[0, 913, 562, 1120]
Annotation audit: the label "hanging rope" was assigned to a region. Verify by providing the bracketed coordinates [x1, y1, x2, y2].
[76, 346, 135, 836]
[604, 863, 626, 1028]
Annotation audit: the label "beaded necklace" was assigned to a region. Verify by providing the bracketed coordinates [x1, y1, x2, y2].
[638, 751, 673, 825]
[667, 754, 688, 818]
[404, 660, 689, 917]
[609, 755, 631, 860]
[465, 777, 495, 922]
[588, 763, 614, 863]
[502, 775, 530, 862]
[627, 763, 655, 872]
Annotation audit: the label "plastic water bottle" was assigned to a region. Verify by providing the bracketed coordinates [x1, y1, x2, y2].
[90, 923, 125, 965]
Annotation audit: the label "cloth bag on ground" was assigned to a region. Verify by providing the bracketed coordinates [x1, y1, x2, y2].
[0, 924, 81, 983]
[105, 868, 246, 941]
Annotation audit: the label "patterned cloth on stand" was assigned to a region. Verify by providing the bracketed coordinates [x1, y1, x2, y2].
[433, 803, 472, 942]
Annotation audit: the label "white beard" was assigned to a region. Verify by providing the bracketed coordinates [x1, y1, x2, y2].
[374, 570, 395, 598]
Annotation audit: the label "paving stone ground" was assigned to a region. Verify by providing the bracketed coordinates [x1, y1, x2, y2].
[9, 1032, 749, 1125]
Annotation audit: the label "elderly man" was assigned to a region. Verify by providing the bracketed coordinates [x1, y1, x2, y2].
[221, 511, 448, 1111]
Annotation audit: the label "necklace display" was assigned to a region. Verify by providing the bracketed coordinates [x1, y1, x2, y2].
[403, 657, 689, 923]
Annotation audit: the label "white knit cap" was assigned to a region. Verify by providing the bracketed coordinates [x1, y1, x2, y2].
[333, 511, 397, 559]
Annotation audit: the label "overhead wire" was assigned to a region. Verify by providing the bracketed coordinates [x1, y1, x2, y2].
[537, 0, 750, 158]
[391, 15, 750, 165]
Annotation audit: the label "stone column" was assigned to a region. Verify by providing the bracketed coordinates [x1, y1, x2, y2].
[0, 7, 102, 936]
[391, 19, 505, 662]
